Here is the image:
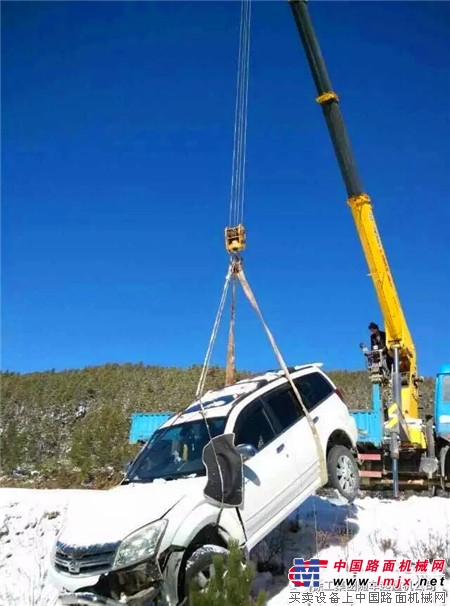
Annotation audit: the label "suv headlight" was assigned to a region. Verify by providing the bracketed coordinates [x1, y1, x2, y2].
[112, 519, 168, 570]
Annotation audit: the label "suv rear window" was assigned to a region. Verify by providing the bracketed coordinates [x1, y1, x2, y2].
[293, 371, 334, 412]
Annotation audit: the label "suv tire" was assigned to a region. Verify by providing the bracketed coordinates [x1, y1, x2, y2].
[182, 544, 229, 604]
[327, 444, 360, 502]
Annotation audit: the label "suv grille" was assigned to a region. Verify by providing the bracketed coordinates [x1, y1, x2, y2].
[54, 542, 119, 576]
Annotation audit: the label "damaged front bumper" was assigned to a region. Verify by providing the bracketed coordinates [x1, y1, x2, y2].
[56, 585, 161, 605]
[52, 557, 166, 606]
[57, 591, 125, 605]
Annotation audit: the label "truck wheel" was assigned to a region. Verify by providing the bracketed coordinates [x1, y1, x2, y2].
[327, 444, 360, 502]
[182, 544, 229, 604]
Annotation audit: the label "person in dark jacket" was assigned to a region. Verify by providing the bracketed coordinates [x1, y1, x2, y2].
[369, 322, 386, 350]
[368, 322, 393, 373]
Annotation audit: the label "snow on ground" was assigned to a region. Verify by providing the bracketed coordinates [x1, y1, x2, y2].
[1, 487, 449, 606]
[263, 493, 450, 604]
[0, 488, 71, 606]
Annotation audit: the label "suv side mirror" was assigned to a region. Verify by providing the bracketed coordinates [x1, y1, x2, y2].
[236, 443, 258, 462]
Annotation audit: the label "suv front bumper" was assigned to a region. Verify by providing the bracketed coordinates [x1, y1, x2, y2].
[56, 593, 119, 605]
[50, 556, 165, 606]
[55, 585, 161, 605]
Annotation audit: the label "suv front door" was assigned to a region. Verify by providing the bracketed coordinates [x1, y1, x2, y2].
[262, 383, 320, 499]
[232, 397, 300, 548]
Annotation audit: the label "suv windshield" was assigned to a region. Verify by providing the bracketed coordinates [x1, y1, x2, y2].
[125, 417, 227, 483]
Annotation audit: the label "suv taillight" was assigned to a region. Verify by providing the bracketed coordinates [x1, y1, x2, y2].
[335, 388, 345, 402]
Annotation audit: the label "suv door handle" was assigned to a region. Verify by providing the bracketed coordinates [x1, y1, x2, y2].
[312, 416, 319, 424]
[276, 443, 285, 453]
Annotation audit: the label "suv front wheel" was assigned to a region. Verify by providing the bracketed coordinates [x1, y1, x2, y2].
[182, 544, 229, 604]
[327, 444, 360, 502]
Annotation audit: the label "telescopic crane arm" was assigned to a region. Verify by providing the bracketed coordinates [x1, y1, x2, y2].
[288, 0, 420, 424]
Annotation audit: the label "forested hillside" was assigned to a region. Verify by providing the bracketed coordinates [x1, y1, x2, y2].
[0, 363, 435, 487]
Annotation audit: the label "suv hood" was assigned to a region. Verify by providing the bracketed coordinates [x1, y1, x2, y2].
[58, 478, 205, 547]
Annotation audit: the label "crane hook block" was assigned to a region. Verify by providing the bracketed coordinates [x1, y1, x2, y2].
[225, 224, 246, 254]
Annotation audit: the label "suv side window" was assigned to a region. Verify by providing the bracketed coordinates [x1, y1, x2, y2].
[262, 385, 303, 432]
[233, 400, 276, 451]
[293, 372, 334, 412]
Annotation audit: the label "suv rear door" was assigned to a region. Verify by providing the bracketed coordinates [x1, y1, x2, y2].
[293, 370, 340, 450]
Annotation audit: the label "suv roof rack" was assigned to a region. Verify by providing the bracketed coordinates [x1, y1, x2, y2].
[189, 363, 326, 416]
[251, 362, 324, 377]
[230, 362, 325, 391]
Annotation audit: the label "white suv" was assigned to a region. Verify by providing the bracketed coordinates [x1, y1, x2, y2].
[49, 363, 360, 606]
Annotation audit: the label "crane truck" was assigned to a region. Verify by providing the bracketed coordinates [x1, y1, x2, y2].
[288, 0, 450, 497]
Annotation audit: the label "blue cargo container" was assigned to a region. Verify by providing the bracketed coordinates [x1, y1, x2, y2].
[350, 384, 384, 447]
[129, 412, 173, 444]
[435, 364, 450, 438]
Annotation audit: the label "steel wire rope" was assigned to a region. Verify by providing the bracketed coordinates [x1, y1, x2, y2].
[229, 0, 252, 227]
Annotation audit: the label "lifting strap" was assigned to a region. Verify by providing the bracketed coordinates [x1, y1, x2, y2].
[195, 265, 233, 400]
[233, 259, 328, 485]
[195, 257, 328, 487]
[225, 276, 237, 386]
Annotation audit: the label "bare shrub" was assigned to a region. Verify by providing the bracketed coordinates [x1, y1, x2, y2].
[407, 530, 450, 579]
[371, 532, 400, 557]
[314, 527, 352, 552]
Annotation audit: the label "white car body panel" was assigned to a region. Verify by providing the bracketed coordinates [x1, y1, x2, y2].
[57, 482, 189, 547]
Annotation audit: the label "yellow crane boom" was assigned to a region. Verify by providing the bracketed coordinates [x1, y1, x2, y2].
[288, 0, 422, 435]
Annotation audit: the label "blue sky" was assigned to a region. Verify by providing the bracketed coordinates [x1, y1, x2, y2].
[2, 1, 450, 377]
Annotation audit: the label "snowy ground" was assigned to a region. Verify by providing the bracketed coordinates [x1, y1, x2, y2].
[1, 487, 450, 606]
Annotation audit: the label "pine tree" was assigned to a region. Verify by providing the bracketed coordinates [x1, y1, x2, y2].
[188, 540, 268, 606]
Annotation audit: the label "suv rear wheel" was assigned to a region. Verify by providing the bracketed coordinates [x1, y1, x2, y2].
[327, 444, 360, 502]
